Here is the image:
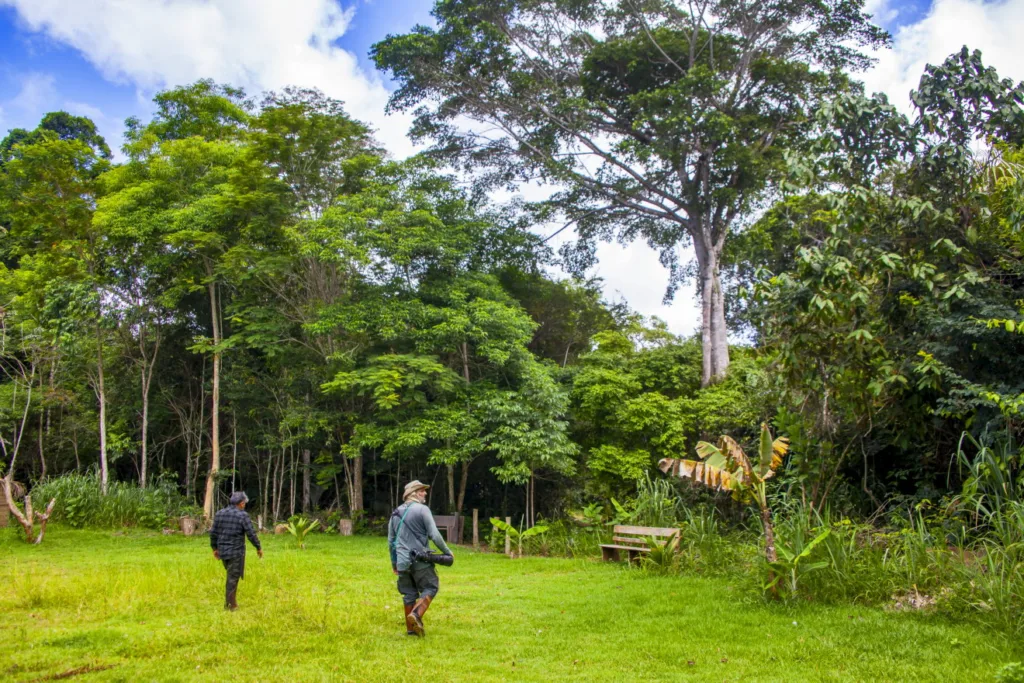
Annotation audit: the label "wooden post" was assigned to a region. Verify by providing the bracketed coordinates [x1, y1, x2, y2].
[504, 515, 512, 556]
[472, 509, 479, 549]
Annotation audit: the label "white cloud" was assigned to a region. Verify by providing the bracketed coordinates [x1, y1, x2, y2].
[0, 0, 415, 157]
[9, 72, 57, 113]
[862, 0, 1024, 109]
[62, 101, 105, 122]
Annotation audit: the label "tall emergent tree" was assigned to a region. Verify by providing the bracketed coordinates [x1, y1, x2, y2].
[373, 0, 890, 384]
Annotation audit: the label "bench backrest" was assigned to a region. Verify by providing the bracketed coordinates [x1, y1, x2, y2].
[611, 524, 679, 548]
[433, 514, 463, 543]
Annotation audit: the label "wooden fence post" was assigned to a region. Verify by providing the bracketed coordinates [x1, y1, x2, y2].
[505, 515, 512, 556]
[472, 509, 479, 549]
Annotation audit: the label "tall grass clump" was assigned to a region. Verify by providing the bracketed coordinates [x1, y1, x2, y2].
[29, 473, 196, 529]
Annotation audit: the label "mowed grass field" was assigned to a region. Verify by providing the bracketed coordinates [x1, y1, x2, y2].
[1, 527, 1021, 682]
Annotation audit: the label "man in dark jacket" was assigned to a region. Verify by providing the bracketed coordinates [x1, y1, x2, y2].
[210, 491, 263, 610]
[388, 480, 453, 636]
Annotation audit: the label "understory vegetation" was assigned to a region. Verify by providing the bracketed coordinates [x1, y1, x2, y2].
[2, 0, 1024, 651]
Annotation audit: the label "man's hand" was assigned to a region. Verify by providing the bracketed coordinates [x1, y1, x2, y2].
[213, 550, 220, 560]
[258, 549, 264, 559]
[392, 566, 399, 575]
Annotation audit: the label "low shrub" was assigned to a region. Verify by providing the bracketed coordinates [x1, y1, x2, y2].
[29, 473, 195, 529]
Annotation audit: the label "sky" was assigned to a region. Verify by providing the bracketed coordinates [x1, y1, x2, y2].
[2, 0, 1023, 336]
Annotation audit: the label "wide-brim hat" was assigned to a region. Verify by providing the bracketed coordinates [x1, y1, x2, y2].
[403, 480, 430, 499]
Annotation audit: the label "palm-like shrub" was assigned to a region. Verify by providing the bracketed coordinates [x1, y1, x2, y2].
[286, 517, 320, 549]
[490, 518, 548, 558]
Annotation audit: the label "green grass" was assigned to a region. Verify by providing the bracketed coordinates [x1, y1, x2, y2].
[1, 527, 1021, 682]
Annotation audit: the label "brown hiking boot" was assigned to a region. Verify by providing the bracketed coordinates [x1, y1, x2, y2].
[404, 603, 416, 635]
[408, 596, 432, 636]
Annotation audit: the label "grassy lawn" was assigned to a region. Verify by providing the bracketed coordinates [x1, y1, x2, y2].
[1, 527, 1021, 682]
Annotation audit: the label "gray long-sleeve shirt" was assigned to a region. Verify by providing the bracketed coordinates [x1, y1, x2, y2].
[388, 501, 452, 571]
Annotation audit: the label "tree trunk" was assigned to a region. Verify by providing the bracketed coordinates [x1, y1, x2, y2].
[456, 460, 469, 516]
[203, 281, 221, 520]
[447, 465, 455, 513]
[37, 407, 46, 480]
[351, 455, 363, 513]
[274, 447, 284, 522]
[140, 386, 149, 488]
[185, 437, 193, 502]
[262, 450, 271, 524]
[695, 236, 730, 386]
[3, 478, 56, 545]
[289, 446, 296, 518]
[302, 448, 311, 513]
[96, 326, 109, 495]
[231, 416, 237, 493]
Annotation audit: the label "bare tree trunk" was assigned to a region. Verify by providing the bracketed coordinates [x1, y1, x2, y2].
[140, 383, 149, 488]
[341, 452, 353, 515]
[352, 455, 363, 513]
[139, 334, 159, 489]
[262, 450, 271, 524]
[447, 465, 455, 513]
[274, 447, 285, 522]
[203, 281, 221, 520]
[456, 460, 469, 516]
[231, 415, 237, 493]
[37, 407, 46, 480]
[95, 326, 109, 495]
[289, 445, 296, 518]
[302, 448, 311, 513]
[695, 236, 730, 386]
[185, 437, 193, 501]
[3, 479, 55, 544]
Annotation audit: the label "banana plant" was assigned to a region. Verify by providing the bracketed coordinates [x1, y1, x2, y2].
[490, 517, 548, 558]
[658, 424, 789, 566]
[286, 517, 320, 549]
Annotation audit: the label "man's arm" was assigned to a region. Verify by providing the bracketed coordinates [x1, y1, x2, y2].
[387, 514, 398, 571]
[243, 514, 262, 555]
[210, 514, 219, 554]
[422, 508, 452, 555]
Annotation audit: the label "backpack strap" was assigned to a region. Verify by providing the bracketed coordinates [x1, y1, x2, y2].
[389, 503, 415, 567]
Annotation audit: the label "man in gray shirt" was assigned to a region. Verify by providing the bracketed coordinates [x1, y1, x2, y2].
[388, 480, 453, 636]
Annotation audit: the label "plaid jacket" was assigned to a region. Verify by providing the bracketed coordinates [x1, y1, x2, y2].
[210, 506, 261, 560]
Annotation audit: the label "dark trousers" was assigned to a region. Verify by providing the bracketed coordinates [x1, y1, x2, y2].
[396, 563, 439, 605]
[222, 555, 245, 607]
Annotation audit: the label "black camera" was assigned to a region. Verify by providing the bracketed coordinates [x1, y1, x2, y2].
[413, 550, 454, 567]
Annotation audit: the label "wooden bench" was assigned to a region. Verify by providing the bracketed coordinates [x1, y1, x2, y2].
[434, 514, 464, 544]
[600, 525, 679, 563]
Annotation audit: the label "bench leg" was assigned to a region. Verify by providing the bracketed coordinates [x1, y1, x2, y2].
[601, 547, 620, 562]
[628, 550, 641, 565]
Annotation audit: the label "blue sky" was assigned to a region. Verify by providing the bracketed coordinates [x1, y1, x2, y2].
[0, 0, 435, 152]
[1, 0, 1020, 333]
[0, 0, 932, 151]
